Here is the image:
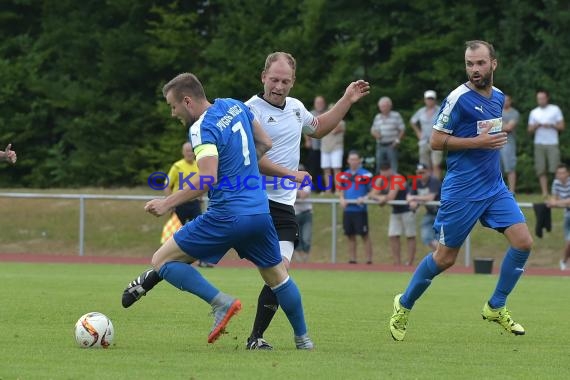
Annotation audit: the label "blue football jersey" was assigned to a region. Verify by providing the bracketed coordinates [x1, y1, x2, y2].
[433, 84, 507, 201]
[188, 98, 269, 216]
[339, 167, 373, 212]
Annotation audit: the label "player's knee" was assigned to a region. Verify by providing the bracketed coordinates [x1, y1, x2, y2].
[514, 235, 533, 252]
[260, 263, 288, 288]
[438, 256, 456, 270]
[150, 254, 164, 272]
[433, 249, 458, 269]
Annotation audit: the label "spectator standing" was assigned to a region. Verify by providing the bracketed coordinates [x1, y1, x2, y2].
[338, 150, 373, 264]
[294, 164, 313, 263]
[547, 164, 570, 270]
[320, 103, 345, 193]
[370, 96, 405, 174]
[369, 163, 416, 266]
[528, 89, 565, 197]
[500, 94, 520, 193]
[304, 96, 325, 191]
[410, 90, 442, 179]
[407, 163, 441, 251]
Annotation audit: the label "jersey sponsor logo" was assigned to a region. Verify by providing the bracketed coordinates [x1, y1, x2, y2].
[474, 105, 484, 113]
[267, 116, 277, 123]
[476, 117, 502, 134]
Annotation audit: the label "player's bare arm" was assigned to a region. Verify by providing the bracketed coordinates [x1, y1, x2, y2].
[258, 156, 311, 183]
[145, 155, 216, 216]
[252, 119, 272, 159]
[431, 125, 507, 151]
[311, 80, 370, 138]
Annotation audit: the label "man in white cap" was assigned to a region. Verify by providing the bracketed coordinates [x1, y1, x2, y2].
[410, 90, 442, 178]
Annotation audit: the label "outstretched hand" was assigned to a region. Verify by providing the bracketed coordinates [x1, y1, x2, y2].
[477, 124, 507, 149]
[344, 80, 371, 103]
[4, 144, 16, 164]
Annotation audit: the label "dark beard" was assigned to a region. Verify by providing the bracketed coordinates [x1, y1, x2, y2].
[469, 71, 493, 89]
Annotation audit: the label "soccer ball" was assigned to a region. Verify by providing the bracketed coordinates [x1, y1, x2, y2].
[74, 312, 114, 348]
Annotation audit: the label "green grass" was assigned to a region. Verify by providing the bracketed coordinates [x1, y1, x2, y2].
[1, 263, 568, 379]
[0, 188, 566, 267]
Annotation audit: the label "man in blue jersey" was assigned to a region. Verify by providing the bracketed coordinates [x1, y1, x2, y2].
[389, 40, 533, 341]
[126, 73, 313, 349]
[339, 150, 374, 264]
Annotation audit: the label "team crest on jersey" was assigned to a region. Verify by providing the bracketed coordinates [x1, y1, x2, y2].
[294, 109, 302, 122]
[436, 113, 449, 128]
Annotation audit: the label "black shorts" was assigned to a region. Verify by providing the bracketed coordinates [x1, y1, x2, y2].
[343, 211, 369, 236]
[175, 200, 202, 223]
[269, 200, 299, 243]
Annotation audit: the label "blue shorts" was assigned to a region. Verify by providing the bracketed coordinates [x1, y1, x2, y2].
[434, 190, 525, 248]
[173, 213, 282, 268]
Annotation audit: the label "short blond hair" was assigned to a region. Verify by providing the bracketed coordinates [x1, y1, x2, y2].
[162, 73, 206, 101]
[263, 52, 296, 73]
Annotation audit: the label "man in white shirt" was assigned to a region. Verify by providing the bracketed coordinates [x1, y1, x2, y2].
[528, 89, 565, 197]
[245, 52, 370, 350]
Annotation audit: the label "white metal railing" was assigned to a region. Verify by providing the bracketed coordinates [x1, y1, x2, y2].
[0, 192, 533, 265]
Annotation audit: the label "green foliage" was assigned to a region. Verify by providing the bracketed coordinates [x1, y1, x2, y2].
[0, 0, 569, 190]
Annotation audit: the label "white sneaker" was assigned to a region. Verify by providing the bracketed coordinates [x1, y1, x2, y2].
[294, 334, 314, 350]
[560, 261, 567, 271]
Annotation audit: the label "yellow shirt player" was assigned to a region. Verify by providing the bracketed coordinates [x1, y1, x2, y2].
[162, 142, 212, 266]
[165, 142, 202, 224]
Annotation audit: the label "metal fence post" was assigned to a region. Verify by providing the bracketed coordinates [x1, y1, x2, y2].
[79, 195, 85, 256]
[331, 200, 337, 263]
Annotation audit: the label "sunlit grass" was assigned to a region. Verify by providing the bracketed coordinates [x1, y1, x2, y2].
[1, 263, 567, 380]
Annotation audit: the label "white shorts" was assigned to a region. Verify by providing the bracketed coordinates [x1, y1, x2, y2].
[321, 149, 343, 169]
[280, 240, 295, 262]
[388, 211, 417, 237]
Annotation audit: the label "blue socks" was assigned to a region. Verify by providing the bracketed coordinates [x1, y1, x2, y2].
[488, 247, 530, 309]
[398, 247, 530, 311]
[400, 253, 442, 309]
[158, 261, 219, 303]
[272, 276, 307, 337]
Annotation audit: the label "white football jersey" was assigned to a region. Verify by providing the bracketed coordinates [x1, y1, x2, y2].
[246, 94, 318, 205]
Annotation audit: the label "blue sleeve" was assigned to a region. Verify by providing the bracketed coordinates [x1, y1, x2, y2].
[434, 97, 462, 135]
[198, 117, 219, 147]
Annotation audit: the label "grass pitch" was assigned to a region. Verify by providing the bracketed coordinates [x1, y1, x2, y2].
[1, 262, 568, 379]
